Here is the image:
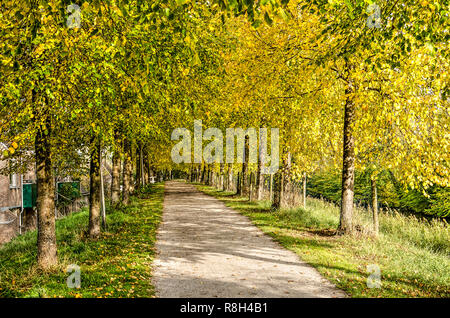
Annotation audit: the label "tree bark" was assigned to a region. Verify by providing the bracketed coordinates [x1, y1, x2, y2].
[205, 166, 210, 185]
[100, 155, 106, 229]
[129, 145, 135, 193]
[35, 114, 57, 268]
[219, 163, 224, 191]
[257, 158, 264, 200]
[371, 177, 379, 237]
[140, 146, 145, 187]
[195, 166, 198, 182]
[136, 145, 141, 188]
[272, 153, 290, 209]
[249, 171, 254, 201]
[122, 140, 132, 205]
[303, 172, 307, 209]
[271, 170, 283, 209]
[281, 152, 291, 208]
[269, 173, 273, 202]
[147, 152, 152, 184]
[227, 163, 233, 191]
[111, 150, 121, 205]
[201, 164, 206, 183]
[236, 172, 241, 195]
[338, 79, 356, 235]
[241, 135, 249, 196]
[89, 139, 101, 238]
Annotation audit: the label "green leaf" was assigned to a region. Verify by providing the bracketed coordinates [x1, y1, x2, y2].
[264, 12, 273, 26]
[344, 0, 354, 19]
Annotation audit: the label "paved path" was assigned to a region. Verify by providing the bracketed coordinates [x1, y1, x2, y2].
[152, 181, 346, 298]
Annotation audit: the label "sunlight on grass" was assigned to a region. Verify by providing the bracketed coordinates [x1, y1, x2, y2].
[0, 183, 164, 298]
[198, 184, 450, 298]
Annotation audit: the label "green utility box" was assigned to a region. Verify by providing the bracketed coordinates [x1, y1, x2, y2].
[22, 183, 37, 208]
[57, 182, 81, 201]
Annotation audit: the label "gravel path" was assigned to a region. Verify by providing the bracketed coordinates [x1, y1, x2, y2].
[152, 181, 346, 298]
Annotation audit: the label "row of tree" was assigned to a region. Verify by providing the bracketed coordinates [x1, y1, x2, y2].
[169, 0, 448, 235]
[0, 1, 448, 268]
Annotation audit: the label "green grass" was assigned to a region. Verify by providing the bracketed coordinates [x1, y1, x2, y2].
[197, 184, 450, 298]
[0, 183, 164, 298]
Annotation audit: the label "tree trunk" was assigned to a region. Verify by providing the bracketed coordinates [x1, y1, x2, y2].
[303, 172, 307, 209]
[205, 166, 210, 185]
[35, 114, 57, 268]
[227, 163, 233, 191]
[338, 79, 356, 235]
[140, 146, 145, 187]
[111, 150, 121, 205]
[236, 172, 241, 195]
[89, 139, 101, 239]
[195, 165, 198, 182]
[257, 158, 264, 200]
[241, 135, 249, 196]
[219, 163, 224, 191]
[136, 146, 141, 188]
[249, 172, 254, 201]
[143, 151, 148, 184]
[271, 170, 283, 209]
[269, 173, 273, 202]
[122, 140, 132, 205]
[100, 155, 107, 229]
[129, 145, 135, 193]
[371, 177, 379, 237]
[147, 153, 152, 184]
[281, 152, 291, 208]
[201, 164, 206, 183]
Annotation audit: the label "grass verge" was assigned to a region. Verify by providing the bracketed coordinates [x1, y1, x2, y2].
[197, 184, 450, 298]
[0, 183, 164, 298]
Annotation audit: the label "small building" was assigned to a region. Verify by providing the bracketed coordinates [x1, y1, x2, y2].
[0, 143, 36, 244]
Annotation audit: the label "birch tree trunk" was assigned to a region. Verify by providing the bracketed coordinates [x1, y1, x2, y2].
[257, 157, 264, 200]
[371, 177, 379, 237]
[338, 77, 356, 235]
[281, 152, 291, 209]
[201, 164, 206, 183]
[129, 145, 135, 193]
[219, 163, 224, 191]
[249, 171, 254, 201]
[136, 145, 141, 188]
[111, 150, 121, 205]
[303, 172, 307, 209]
[122, 140, 132, 205]
[35, 114, 57, 268]
[241, 136, 249, 196]
[100, 155, 106, 229]
[227, 163, 233, 191]
[88, 139, 101, 238]
[269, 173, 273, 202]
[236, 172, 241, 195]
[271, 170, 283, 209]
[140, 146, 145, 187]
